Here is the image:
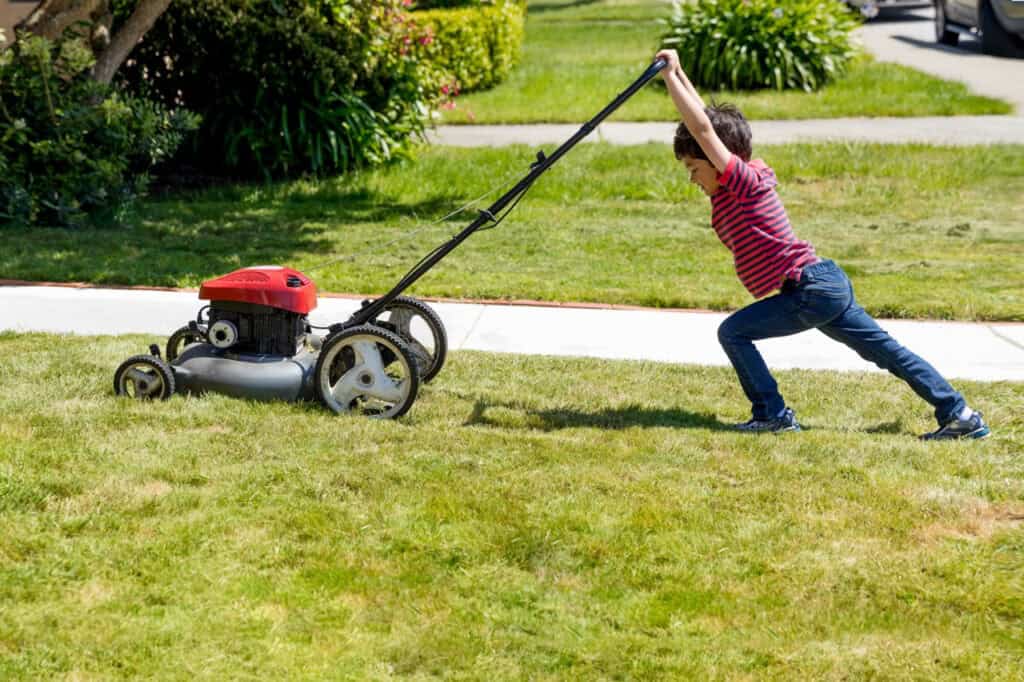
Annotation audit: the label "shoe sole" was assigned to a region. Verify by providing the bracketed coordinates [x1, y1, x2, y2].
[920, 425, 991, 441]
[968, 425, 991, 439]
[734, 424, 802, 434]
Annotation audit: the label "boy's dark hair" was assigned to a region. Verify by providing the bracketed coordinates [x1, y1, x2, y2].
[673, 103, 752, 162]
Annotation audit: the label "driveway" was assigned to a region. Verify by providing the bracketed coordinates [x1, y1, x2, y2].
[857, 7, 1024, 113]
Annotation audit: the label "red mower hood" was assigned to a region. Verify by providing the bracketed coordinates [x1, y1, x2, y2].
[199, 266, 317, 315]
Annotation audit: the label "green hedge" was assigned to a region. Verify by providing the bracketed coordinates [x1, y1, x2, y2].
[413, 1, 525, 94]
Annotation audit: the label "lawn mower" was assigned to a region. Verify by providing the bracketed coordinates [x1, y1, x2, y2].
[113, 58, 668, 418]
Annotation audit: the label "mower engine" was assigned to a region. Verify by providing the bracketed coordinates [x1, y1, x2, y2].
[203, 267, 315, 357]
[171, 266, 319, 403]
[113, 266, 447, 418]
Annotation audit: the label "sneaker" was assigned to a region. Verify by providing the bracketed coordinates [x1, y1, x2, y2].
[920, 411, 990, 441]
[735, 407, 801, 434]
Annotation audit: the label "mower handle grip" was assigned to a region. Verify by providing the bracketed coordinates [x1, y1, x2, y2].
[647, 57, 669, 78]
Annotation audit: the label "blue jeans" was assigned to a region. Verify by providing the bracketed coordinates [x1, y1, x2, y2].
[717, 259, 965, 425]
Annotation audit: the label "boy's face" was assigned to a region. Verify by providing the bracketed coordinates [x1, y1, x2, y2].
[681, 156, 720, 196]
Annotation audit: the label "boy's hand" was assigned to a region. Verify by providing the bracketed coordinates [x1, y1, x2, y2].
[654, 47, 729, 172]
[655, 49, 680, 79]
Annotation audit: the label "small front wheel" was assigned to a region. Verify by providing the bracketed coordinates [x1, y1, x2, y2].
[113, 355, 176, 400]
[166, 325, 207, 362]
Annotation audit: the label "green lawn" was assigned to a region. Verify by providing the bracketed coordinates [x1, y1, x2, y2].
[5, 143, 1023, 321]
[1, 332, 1021, 679]
[437, 0, 1011, 123]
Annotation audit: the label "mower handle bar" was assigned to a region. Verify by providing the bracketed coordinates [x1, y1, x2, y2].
[347, 58, 669, 327]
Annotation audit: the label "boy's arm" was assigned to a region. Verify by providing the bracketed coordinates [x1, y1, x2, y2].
[655, 49, 731, 173]
[673, 64, 704, 108]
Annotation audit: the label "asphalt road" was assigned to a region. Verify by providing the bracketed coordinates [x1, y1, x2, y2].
[856, 7, 1024, 113]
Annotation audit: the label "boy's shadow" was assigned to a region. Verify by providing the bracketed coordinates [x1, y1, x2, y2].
[460, 397, 735, 432]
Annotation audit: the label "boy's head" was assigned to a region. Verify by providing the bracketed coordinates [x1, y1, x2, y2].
[674, 103, 751, 196]
[673, 103, 752, 163]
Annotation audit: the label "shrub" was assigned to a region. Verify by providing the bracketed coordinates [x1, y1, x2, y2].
[0, 34, 198, 228]
[115, 0, 439, 180]
[413, 1, 525, 94]
[660, 0, 859, 92]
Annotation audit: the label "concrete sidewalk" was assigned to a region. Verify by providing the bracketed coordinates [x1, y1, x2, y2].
[427, 115, 1024, 148]
[3, 284, 1023, 382]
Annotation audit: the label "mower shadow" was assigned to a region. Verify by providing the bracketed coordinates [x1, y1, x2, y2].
[0, 185, 468, 287]
[461, 397, 735, 432]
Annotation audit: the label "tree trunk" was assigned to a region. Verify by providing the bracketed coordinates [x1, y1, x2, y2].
[91, 0, 172, 84]
[16, 0, 173, 85]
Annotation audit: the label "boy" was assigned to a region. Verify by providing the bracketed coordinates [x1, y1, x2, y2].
[655, 49, 989, 439]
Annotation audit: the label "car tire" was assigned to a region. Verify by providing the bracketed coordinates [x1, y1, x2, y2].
[980, 0, 1024, 57]
[934, 0, 959, 46]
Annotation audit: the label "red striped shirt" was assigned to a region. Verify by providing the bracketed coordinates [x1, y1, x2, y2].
[711, 155, 818, 299]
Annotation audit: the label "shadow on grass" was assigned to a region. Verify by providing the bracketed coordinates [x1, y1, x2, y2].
[0, 185, 466, 287]
[864, 420, 906, 434]
[461, 397, 734, 432]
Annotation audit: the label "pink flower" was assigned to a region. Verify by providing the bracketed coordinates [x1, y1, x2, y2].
[419, 35, 433, 45]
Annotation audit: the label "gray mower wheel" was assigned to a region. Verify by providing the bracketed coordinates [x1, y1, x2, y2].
[314, 324, 419, 418]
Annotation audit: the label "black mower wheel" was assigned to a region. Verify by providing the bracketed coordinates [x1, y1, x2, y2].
[314, 324, 420, 419]
[374, 296, 448, 382]
[166, 325, 207, 362]
[113, 355, 176, 400]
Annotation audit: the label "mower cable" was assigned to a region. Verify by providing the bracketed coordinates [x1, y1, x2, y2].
[384, 175, 539, 297]
[302, 165, 531, 276]
[472, 177, 536, 233]
[306, 164, 541, 332]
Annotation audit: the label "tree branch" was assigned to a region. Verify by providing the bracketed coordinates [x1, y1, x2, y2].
[16, 0, 108, 41]
[91, 0, 172, 84]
